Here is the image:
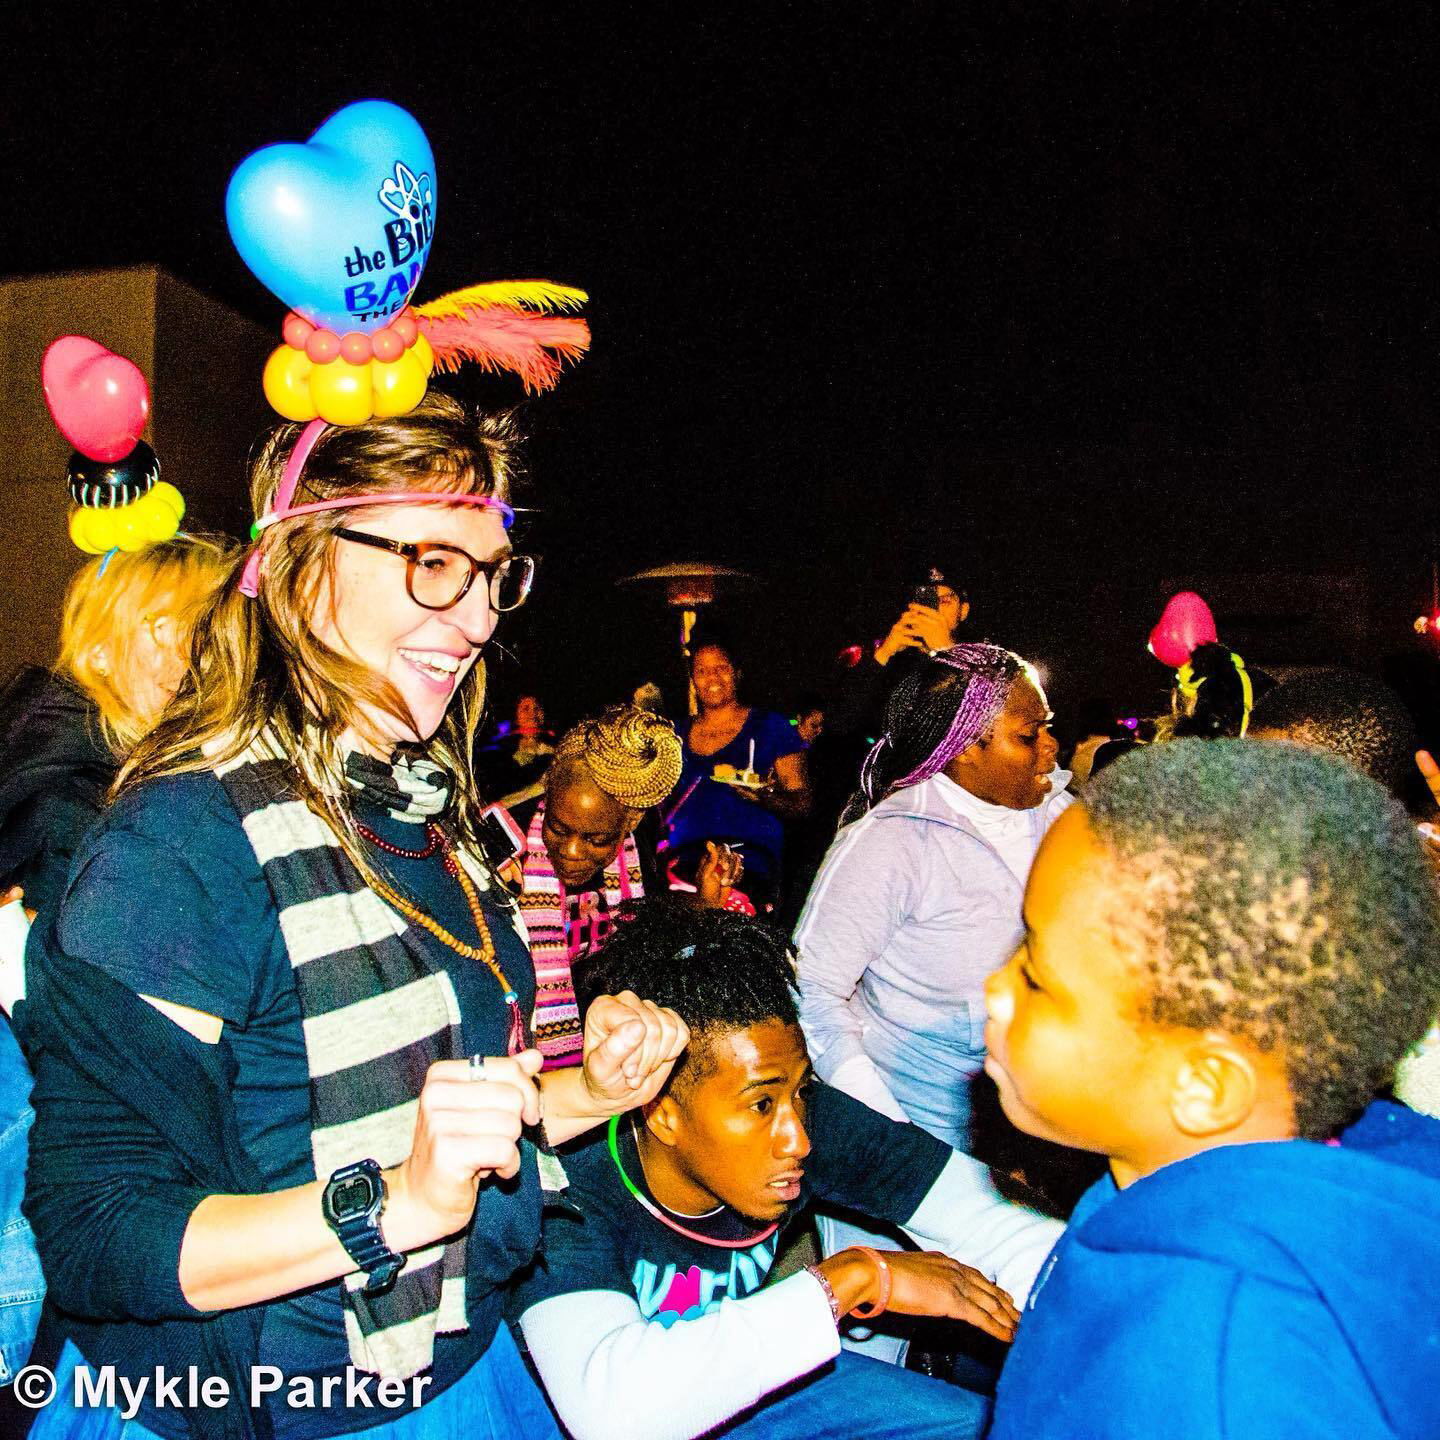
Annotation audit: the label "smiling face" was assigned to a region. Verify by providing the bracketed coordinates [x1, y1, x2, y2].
[691, 645, 739, 712]
[946, 677, 1059, 809]
[542, 762, 633, 888]
[312, 501, 511, 754]
[648, 1019, 813, 1222]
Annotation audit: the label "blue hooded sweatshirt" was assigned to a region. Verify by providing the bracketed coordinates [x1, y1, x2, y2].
[990, 1101, 1440, 1440]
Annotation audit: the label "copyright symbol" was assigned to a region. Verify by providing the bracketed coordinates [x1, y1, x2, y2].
[12, 1363, 56, 1408]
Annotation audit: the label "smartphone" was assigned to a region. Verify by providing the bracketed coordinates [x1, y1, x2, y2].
[475, 804, 527, 872]
[910, 582, 942, 609]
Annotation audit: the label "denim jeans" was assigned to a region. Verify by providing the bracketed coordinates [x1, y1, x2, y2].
[30, 1327, 560, 1440]
[0, 1011, 43, 1385]
[716, 1349, 990, 1440]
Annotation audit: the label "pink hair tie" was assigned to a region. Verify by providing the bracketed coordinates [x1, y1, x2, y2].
[238, 419, 514, 598]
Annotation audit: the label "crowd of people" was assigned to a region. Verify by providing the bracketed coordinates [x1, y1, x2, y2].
[1, 393, 1438, 1440]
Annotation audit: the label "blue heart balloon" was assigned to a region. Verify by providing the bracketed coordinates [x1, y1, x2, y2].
[226, 100, 437, 335]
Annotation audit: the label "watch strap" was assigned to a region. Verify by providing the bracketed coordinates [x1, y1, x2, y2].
[324, 1161, 406, 1298]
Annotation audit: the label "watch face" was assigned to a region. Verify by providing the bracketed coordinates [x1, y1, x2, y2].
[332, 1175, 379, 1219]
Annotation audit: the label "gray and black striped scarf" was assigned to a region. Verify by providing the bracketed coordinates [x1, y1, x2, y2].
[215, 740, 474, 1380]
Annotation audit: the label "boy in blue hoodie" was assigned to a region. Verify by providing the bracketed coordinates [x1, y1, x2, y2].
[984, 738, 1440, 1440]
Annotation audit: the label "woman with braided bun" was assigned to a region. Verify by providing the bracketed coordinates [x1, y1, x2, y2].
[524, 705, 742, 1068]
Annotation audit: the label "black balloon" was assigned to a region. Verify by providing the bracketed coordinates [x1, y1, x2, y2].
[67, 441, 160, 508]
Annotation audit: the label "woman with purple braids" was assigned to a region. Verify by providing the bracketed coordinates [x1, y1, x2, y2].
[795, 644, 1070, 1151]
[793, 645, 1070, 1369]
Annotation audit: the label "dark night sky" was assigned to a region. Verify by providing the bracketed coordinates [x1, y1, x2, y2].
[6, 2, 1440, 731]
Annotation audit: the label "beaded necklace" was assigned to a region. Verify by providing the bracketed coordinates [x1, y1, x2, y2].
[354, 820, 441, 859]
[360, 820, 528, 1055]
[606, 1114, 779, 1249]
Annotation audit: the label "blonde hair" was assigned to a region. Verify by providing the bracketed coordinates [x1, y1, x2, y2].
[549, 705, 683, 814]
[55, 534, 234, 754]
[120, 393, 524, 864]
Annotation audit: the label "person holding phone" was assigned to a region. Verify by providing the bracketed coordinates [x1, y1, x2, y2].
[875, 569, 971, 670]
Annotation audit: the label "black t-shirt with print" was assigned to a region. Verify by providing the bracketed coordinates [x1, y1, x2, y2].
[520, 1082, 947, 1325]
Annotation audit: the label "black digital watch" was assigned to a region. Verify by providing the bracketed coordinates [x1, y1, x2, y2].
[322, 1159, 406, 1297]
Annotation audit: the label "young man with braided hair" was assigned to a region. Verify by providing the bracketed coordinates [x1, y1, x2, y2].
[516, 900, 1063, 1440]
[985, 740, 1440, 1439]
[523, 706, 743, 1067]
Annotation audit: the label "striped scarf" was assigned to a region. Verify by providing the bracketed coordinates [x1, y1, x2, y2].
[215, 739, 485, 1381]
[520, 799, 641, 1068]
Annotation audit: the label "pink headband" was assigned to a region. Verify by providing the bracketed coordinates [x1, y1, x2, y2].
[238, 419, 515, 598]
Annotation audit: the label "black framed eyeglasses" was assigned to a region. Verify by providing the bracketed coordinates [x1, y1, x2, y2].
[335, 529, 536, 612]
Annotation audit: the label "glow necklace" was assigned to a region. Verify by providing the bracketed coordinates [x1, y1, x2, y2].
[606, 1115, 780, 1249]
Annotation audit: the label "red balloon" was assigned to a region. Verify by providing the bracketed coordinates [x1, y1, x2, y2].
[340, 332, 374, 364]
[305, 329, 341, 363]
[42, 336, 150, 463]
[371, 328, 404, 362]
[392, 311, 419, 345]
[1148, 591, 1218, 668]
[283, 312, 316, 348]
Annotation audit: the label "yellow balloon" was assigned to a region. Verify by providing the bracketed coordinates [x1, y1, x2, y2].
[150, 481, 186, 522]
[411, 331, 434, 377]
[113, 507, 148, 552]
[308, 358, 375, 426]
[89, 509, 119, 553]
[263, 346, 318, 421]
[69, 508, 103, 554]
[140, 494, 181, 542]
[371, 351, 429, 417]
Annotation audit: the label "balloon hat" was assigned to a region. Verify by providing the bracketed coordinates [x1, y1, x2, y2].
[226, 99, 591, 425]
[1147, 591, 1218, 669]
[41, 337, 186, 555]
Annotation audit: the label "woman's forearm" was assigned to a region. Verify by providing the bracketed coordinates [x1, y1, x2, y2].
[177, 1167, 452, 1312]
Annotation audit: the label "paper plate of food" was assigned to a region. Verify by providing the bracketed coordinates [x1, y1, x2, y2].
[712, 763, 766, 790]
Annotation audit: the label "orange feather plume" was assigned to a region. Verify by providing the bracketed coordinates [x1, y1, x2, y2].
[413, 283, 591, 392]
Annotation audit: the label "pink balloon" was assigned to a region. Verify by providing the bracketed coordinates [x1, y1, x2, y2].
[1148, 591, 1219, 668]
[42, 336, 150, 462]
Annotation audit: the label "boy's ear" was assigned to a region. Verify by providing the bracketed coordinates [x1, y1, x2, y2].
[1169, 1036, 1259, 1137]
[644, 1092, 683, 1149]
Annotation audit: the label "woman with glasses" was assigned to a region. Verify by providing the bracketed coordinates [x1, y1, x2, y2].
[18, 395, 686, 1440]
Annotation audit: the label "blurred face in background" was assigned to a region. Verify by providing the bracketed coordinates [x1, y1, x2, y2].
[796, 708, 825, 745]
[515, 695, 545, 733]
[692, 646, 740, 712]
[123, 613, 190, 724]
[934, 585, 970, 636]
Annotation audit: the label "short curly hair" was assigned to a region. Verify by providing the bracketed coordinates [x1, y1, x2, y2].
[573, 898, 799, 1091]
[1248, 667, 1418, 803]
[1085, 739, 1440, 1139]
